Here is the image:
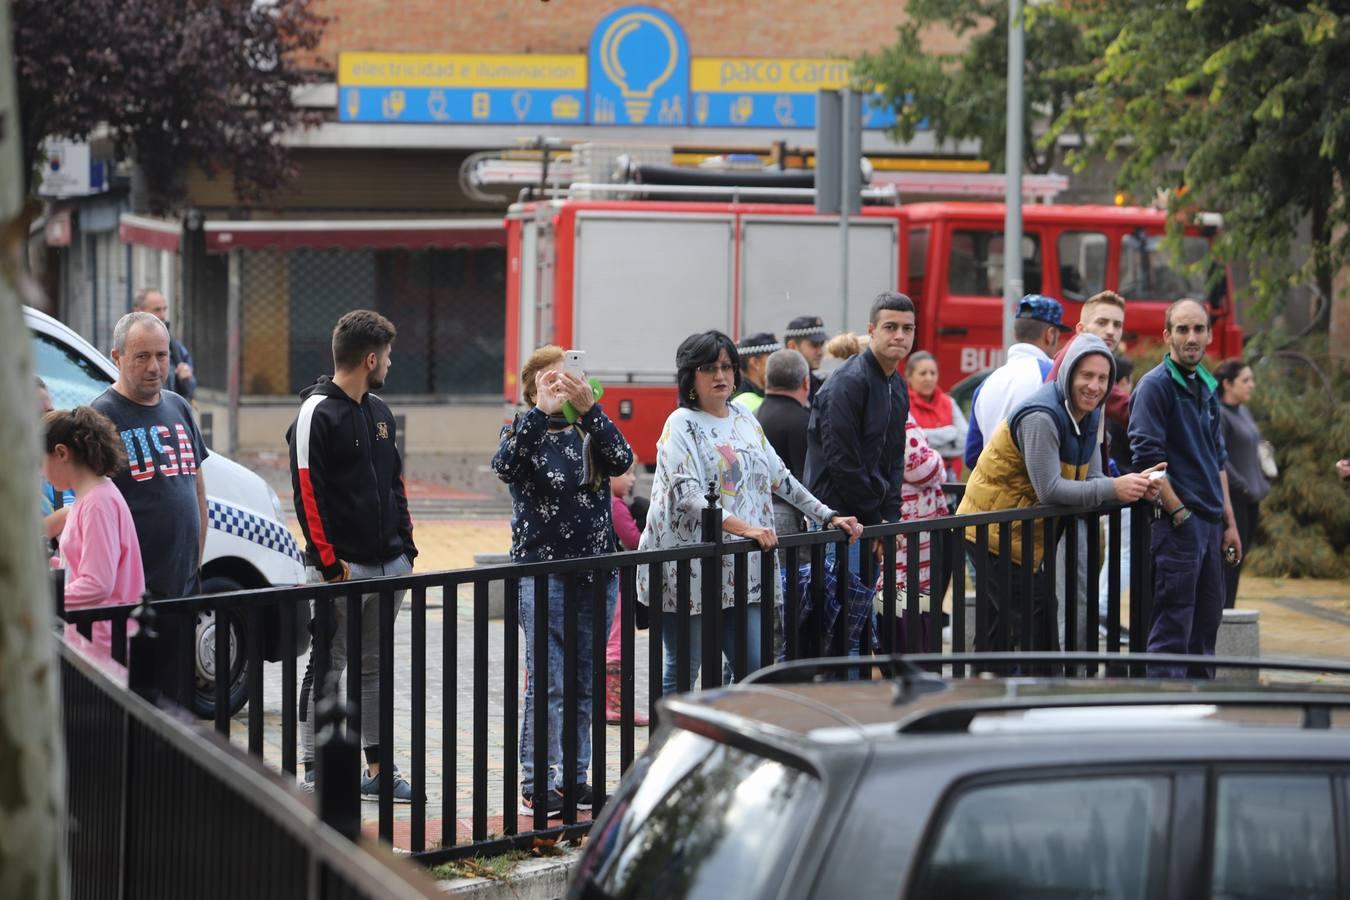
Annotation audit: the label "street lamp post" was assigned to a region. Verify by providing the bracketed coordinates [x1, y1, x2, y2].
[1003, 0, 1025, 351]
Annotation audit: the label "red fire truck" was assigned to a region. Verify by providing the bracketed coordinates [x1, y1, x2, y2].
[503, 188, 1242, 464]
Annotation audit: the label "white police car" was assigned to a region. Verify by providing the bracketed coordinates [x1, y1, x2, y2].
[29, 305, 306, 717]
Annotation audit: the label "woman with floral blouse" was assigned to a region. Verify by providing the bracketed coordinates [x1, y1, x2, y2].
[638, 330, 861, 695]
[493, 345, 634, 819]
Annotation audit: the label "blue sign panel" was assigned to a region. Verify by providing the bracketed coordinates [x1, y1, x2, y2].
[690, 92, 897, 130]
[588, 5, 690, 126]
[340, 86, 586, 124]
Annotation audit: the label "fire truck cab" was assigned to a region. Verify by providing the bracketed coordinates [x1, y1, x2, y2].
[504, 191, 1242, 464]
[902, 202, 1241, 383]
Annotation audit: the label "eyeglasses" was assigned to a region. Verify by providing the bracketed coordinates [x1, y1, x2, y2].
[696, 362, 736, 375]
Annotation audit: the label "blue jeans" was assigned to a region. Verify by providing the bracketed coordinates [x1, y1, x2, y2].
[817, 524, 865, 659]
[662, 604, 763, 696]
[519, 575, 617, 793]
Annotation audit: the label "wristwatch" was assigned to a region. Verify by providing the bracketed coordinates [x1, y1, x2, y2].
[1167, 505, 1191, 527]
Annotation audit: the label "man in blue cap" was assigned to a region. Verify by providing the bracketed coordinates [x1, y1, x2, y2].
[964, 295, 1072, 467]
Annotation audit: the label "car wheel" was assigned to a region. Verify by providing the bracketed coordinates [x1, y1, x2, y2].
[188, 576, 251, 719]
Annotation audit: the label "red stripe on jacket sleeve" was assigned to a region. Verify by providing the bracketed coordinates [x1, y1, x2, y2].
[298, 467, 337, 567]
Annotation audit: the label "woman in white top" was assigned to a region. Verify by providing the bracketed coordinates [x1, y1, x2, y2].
[638, 330, 861, 694]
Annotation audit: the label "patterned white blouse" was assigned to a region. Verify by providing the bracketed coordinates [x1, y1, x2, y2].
[637, 402, 835, 614]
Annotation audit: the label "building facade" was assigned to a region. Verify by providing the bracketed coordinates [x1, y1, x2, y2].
[45, 1, 988, 454]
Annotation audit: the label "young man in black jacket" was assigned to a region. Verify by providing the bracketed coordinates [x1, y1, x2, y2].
[289, 309, 418, 801]
[804, 291, 914, 578]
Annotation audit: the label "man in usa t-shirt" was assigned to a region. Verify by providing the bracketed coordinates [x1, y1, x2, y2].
[92, 311, 209, 602]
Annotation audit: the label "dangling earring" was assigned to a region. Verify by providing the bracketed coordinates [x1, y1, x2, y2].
[688, 389, 697, 401]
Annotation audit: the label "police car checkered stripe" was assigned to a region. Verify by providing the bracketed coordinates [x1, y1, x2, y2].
[208, 500, 303, 563]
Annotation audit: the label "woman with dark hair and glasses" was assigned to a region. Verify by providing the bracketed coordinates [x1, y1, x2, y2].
[638, 330, 861, 694]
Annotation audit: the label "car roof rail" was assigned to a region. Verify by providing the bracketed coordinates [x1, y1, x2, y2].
[744, 655, 926, 684]
[888, 652, 1350, 733]
[742, 655, 950, 704]
[896, 690, 1350, 733]
[897, 651, 1350, 679]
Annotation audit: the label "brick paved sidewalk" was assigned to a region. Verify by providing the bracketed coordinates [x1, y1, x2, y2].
[227, 587, 653, 851]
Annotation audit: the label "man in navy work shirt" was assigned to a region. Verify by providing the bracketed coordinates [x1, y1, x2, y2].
[1129, 298, 1241, 678]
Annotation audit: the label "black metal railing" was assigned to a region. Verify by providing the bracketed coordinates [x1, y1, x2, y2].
[60, 623, 443, 898]
[60, 486, 1154, 863]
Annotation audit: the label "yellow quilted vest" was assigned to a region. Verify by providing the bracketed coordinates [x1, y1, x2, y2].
[956, 419, 1089, 569]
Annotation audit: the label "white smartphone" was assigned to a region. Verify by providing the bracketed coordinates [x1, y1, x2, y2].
[563, 350, 586, 377]
[1148, 470, 1167, 482]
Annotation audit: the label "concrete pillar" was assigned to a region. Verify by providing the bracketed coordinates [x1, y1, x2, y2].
[1216, 608, 1260, 683]
[474, 552, 512, 619]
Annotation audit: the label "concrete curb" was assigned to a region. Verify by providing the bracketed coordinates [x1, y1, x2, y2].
[437, 847, 581, 898]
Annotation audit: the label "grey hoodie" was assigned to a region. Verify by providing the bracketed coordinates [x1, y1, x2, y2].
[1011, 334, 1118, 507]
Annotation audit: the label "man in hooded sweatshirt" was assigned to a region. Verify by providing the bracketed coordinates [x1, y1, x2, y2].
[957, 335, 1164, 650]
[288, 309, 418, 802]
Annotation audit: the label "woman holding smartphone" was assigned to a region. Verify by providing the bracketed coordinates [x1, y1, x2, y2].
[493, 345, 634, 818]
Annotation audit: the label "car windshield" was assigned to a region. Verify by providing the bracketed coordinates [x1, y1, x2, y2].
[33, 330, 112, 409]
[571, 728, 819, 900]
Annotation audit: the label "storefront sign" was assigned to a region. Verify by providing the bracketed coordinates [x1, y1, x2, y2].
[338, 52, 586, 124]
[587, 5, 690, 126]
[337, 7, 901, 130]
[691, 57, 896, 129]
[39, 140, 108, 198]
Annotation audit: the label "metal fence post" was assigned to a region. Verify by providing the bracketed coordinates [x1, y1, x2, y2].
[699, 480, 723, 690]
[128, 593, 159, 702]
[226, 247, 242, 457]
[52, 568, 66, 620]
[316, 672, 361, 841]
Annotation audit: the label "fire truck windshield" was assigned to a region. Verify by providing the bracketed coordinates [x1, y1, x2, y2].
[1118, 232, 1212, 301]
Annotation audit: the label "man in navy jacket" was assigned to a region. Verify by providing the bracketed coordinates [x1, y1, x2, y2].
[1129, 298, 1241, 678]
[804, 291, 914, 569]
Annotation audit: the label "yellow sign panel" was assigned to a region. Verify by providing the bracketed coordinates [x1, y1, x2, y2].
[340, 52, 587, 90]
[691, 58, 857, 94]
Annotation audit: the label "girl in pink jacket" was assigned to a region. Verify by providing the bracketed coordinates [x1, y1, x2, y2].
[45, 406, 145, 662]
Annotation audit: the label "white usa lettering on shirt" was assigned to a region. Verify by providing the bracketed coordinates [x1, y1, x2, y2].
[121, 423, 199, 482]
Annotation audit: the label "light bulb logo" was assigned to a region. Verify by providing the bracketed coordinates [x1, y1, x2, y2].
[599, 12, 678, 124]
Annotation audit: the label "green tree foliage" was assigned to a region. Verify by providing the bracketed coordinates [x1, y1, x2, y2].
[12, 0, 327, 213]
[1050, 1, 1350, 322]
[854, 0, 1092, 173]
